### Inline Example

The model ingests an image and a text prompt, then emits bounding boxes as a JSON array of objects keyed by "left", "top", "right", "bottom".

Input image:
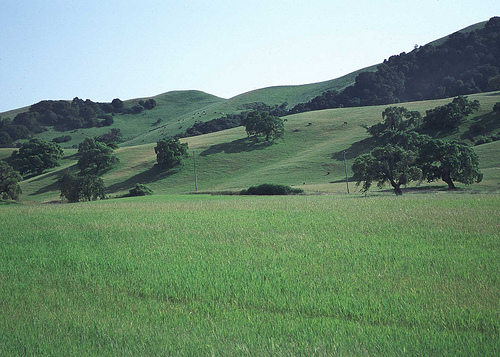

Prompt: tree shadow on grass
[
  {"left": 28, "top": 168, "right": 75, "bottom": 196},
  {"left": 331, "top": 137, "right": 376, "bottom": 161},
  {"left": 461, "top": 112, "right": 500, "bottom": 140},
  {"left": 199, "top": 137, "right": 273, "bottom": 156},
  {"left": 106, "top": 165, "right": 178, "bottom": 194}
]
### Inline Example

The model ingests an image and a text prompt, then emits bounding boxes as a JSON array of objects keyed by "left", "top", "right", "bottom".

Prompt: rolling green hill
[
  {"left": 6, "top": 91, "right": 499, "bottom": 203},
  {"left": 0, "top": 67, "right": 376, "bottom": 150}
]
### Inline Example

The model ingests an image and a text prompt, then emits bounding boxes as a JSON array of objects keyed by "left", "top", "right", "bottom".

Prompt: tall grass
[{"left": 1, "top": 194, "right": 498, "bottom": 355}]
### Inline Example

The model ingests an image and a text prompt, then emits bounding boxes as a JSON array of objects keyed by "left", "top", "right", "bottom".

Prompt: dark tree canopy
[
  {"left": 352, "top": 144, "right": 422, "bottom": 195},
  {"left": 355, "top": 102, "right": 484, "bottom": 193},
  {"left": 180, "top": 102, "right": 288, "bottom": 139},
  {"left": 242, "top": 111, "right": 284, "bottom": 142},
  {"left": 77, "top": 137, "right": 119, "bottom": 174},
  {"left": 418, "top": 139, "right": 483, "bottom": 189},
  {"left": 111, "top": 98, "right": 124, "bottom": 111},
  {"left": 368, "top": 106, "right": 422, "bottom": 143},
  {"left": 58, "top": 172, "right": 105, "bottom": 203},
  {"left": 290, "top": 16, "right": 500, "bottom": 114},
  {"left": 154, "top": 137, "right": 188, "bottom": 169},
  {"left": 95, "top": 129, "right": 123, "bottom": 149},
  {"left": 139, "top": 99, "right": 157, "bottom": 110},
  {"left": 127, "top": 184, "right": 153, "bottom": 197},
  {"left": 11, "top": 138, "right": 64, "bottom": 176},
  {"left": 423, "top": 96, "right": 480, "bottom": 130},
  {"left": 0, "top": 161, "right": 22, "bottom": 200}
]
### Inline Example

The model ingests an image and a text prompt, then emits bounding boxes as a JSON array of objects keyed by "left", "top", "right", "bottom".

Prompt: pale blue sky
[{"left": 1, "top": 0, "right": 499, "bottom": 112}]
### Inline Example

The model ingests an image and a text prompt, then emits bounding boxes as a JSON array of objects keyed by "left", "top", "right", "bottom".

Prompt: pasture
[
  {"left": 5, "top": 91, "right": 500, "bottom": 203},
  {"left": 1, "top": 194, "right": 498, "bottom": 355}
]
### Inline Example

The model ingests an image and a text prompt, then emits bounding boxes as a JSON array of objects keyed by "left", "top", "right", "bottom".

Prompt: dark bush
[
  {"left": 470, "top": 122, "right": 487, "bottom": 135},
  {"left": 100, "top": 115, "right": 114, "bottom": 127},
  {"left": 52, "top": 135, "right": 72, "bottom": 143},
  {"left": 127, "top": 184, "right": 153, "bottom": 197},
  {"left": 131, "top": 105, "right": 144, "bottom": 114},
  {"left": 475, "top": 137, "right": 492, "bottom": 145},
  {"left": 240, "top": 183, "right": 303, "bottom": 195}
]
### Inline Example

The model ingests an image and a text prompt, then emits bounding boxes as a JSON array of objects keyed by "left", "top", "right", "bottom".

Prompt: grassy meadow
[{"left": 0, "top": 194, "right": 499, "bottom": 355}]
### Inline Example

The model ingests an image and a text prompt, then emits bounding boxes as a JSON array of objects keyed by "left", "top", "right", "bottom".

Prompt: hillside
[
  {"left": 6, "top": 91, "right": 499, "bottom": 203},
  {"left": 0, "top": 66, "right": 377, "bottom": 150}
]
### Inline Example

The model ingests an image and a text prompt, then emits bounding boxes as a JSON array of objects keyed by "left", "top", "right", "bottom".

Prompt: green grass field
[{"left": 0, "top": 194, "right": 498, "bottom": 355}]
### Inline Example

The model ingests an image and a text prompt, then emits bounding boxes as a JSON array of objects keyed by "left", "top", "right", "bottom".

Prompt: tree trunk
[
  {"left": 394, "top": 185, "right": 403, "bottom": 195},
  {"left": 390, "top": 179, "right": 403, "bottom": 195},
  {"left": 442, "top": 173, "right": 456, "bottom": 190}
]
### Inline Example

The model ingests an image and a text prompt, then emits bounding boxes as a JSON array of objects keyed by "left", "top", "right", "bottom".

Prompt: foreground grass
[{"left": 0, "top": 194, "right": 498, "bottom": 355}]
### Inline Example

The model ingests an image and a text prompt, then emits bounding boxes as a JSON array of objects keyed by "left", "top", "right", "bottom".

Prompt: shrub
[
  {"left": 52, "top": 135, "right": 72, "bottom": 143},
  {"left": 127, "top": 184, "right": 153, "bottom": 197},
  {"left": 240, "top": 184, "right": 303, "bottom": 196},
  {"left": 100, "top": 115, "right": 114, "bottom": 126},
  {"left": 131, "top": 105, "right": 144, "bottom": 114},
  {"left": 470, "top": 122, "right": 486, "bottom": 135}
]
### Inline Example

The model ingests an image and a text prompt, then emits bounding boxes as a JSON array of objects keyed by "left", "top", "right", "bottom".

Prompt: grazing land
[
  {"left": 3, "top": 91, "right": 499, "bottom": 202},
  {"left": 0, "top": 194, "right": 499, "bottom": 355}
]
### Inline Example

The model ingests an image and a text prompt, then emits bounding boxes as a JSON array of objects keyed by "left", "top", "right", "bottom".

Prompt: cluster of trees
[
  {"left": 0, "top": 138, "right": 65, "bottom": 200},
  {"left": 56, "top": 135, "right": 120, "bottom": 202},
  {"left": 0, "top": 97, "right": 156, "bottom": 147},
  {"left": 180, "top": 102, "right": 288, "bottom": 138},
  {"left": 94, "top": 128, "right": 123, "bottom": 149},
  {"left": 58, "top": 173, "right": 106, "bottom": 203},
  {"left": 183, "top": 115, "right": 243, "bottom": 137},
  {"left": 237, "top": 102, "right": 289, "bottom": 117},
  {"left": 423, "top": 96, "right": 480, "bottom": 130},
  {"left": 0, "top": 133, "right": 122, "bottom": 202},
  {"left": 289, "top": 16, "right": 500, "bottom": 114},
  {"left": 352, "top": 100, "right": 483, "bottom": 195},
  {"left": 10, "top": 138, "right": 64, "bottom": 176}
]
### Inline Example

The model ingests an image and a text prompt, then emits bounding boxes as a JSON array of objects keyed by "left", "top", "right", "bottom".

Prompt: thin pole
[
  {"left": 193, "top": 151, "right": 198, "bottom": 192},
  {"left": 343, "top": 150, "right": 350, "bottom": 194}
]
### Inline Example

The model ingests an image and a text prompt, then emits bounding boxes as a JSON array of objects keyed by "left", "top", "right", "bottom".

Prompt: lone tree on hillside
[
  {"left": 11, "top": 138, "right": 64, "bottom": 176},
  {"left": 242, "top": 111, "right": 284, "bottom": 142},
  {"left": 58, "top": 172, "right": 106, "bottom": 203},
  {"left": 352, "top": 144, "right": 422, "bottom": 195},
  {"left": 154, "top": 137, "right": 188, "bottom": 169},
  {"left": 77, "top": 137, "right": 119, "bottom": 175},
  {"left": 0, "top": 161, "right": 22, "bottom": 200},
  {"left": 418, "top": 139, "right": 483, "bottom": 189}
]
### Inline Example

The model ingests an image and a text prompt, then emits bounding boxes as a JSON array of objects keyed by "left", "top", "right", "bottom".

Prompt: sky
[{"left": 1, "top": 0, "right": 499, "bottom": 113}]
